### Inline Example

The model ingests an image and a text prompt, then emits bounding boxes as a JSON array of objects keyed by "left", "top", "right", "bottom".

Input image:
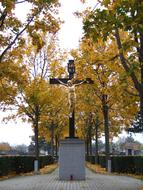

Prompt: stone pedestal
[{"left": 59, "top": 138, "right": 85, "bottom": 180}]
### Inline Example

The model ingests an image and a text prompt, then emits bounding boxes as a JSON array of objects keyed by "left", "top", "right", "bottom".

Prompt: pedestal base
[{"left": 59, "top": 138, "right": 85, "bottom": 180}]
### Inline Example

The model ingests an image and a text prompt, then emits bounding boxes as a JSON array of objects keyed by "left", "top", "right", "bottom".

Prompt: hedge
[
  {"left": 98, "top": 155, "right": 106, "bottom": 168},
  {"left": 111, "top": 156, "right": 135, "bottom": 173},
  {"left": 86, "top": 155, "right": 143, "bottom": 175},
  {"left": 0, "top": 155, "right": 54, "bottom": 176},
  {"left": 111, "top": 156, "right": 143, "bottom": 174}
]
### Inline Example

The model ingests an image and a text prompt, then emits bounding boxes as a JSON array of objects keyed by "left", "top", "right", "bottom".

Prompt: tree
[
  {"left": 13, "top": 144, "right": 28, "bottom": 154},
  {"left": 0, "top": 0, "right": 61, "bottom": 106},
  {"left": 28, "top": 136, "right": 50, "bottom": 155},
  {"left": 0, "top": 142, "right": 11, "bottom": 151},
  {"left": 4, "top": 34, "right": 66, "bottom": 171},
  {"left": 38, "top": 85, "right": 68, "bottom": 156},
  {"left": 83, "top": 0, "right": 143, "bottom": 133},
  {"left": 128, "top": 111, "right": 143, "bottom": 133},
  {"left": 71, "top": 37, "right": 138, "bottom": 170},
  {"left": 0, "top": 0, "right": 60, "bottom": 62}
]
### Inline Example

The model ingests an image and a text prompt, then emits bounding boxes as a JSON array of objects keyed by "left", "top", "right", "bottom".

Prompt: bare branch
[{"left": 0, "top": 10, "right": 7, "bottom": 28}]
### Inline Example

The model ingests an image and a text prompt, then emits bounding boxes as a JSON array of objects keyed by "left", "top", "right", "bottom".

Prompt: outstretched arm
[
  {"left": 57, "top": 79, "right": 68, "bottom": 87},
  {"left": 75, "top": 79, "right": 86, "bottom": 86},
  {"left": 75, "top": 78, "right": 94, "bottom": 86}
]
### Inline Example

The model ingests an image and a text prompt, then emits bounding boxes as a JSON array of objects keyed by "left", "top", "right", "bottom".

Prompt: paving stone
[{"left": 0, "top": 168, "right": 142, "bottom": 190}]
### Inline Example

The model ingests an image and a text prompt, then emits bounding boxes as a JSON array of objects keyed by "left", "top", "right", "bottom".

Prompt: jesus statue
[{"left": 57, "top": 78, "right": 85, "bottom": 117}]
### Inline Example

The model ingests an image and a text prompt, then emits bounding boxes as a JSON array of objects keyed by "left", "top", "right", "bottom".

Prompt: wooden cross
[{"left": 50, "top": 60, "right": 93, "bottom": 138}]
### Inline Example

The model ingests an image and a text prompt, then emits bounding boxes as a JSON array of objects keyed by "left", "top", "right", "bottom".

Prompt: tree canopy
[{"left": 83, "top": 0, "right": 143, "bottom": 131}]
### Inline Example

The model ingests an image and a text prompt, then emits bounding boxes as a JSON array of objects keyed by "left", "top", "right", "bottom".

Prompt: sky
[
  {"left": 0, "top": 0, "right": 143, "bottom": 146},
  {"left": 58, "top": 0, "right": 96, "bottom": 49}
]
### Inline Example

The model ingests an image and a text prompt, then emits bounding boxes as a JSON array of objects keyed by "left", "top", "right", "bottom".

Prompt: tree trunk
[
  {"left": 102, "top": 94, "right": 110, "bottom": 171},
  {"left": 89, "top": 134, "right": 92, "bottom": 155},
  {"left": 55, "top": 135, "right": 58, "bottom": 158},
  {"left": 51, "top": 122, "right": 54, "bottom": 157},
  {"left": 34, "top": 117, "right": 39, "bottom": 172},
  {"left": 115, "top": 27, "right": 143, "bottom": 131},
  {"left": 139, "top": 92, "right": 143, "bottom": 127},
  {"left": 34, "top": 121, "right": 39, "bottom": 161},
  {"left": 95, "top": 117, "right": 99, "bottom": 164},
  {"left": 86, "top": 138, "right": 89, "bottom": 156},
  {"left": 139, "top": 24, "right": 143, "bottom": 129},
  {"left": 115, "top": 27, "right": 140, "bottom": 91}
]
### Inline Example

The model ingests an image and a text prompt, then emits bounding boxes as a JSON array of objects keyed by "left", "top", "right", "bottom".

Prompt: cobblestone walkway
[{"left": 0, "top": 168, "right": 143, "bottom": 190}]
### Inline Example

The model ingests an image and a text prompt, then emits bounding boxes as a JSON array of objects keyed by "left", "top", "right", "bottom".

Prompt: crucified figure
[{"left": 57, "top": 78, "right": 85, "bottom": 117}]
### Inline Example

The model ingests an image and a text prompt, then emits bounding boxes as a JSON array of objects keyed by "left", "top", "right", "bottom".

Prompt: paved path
[{"left": 0, "top": 168, "right": 143, "bottom": 190}]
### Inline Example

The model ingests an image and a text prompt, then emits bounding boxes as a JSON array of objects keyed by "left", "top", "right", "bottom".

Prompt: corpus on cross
[{"left": 50, "top": 60, "right": 93, "bottom": 138}]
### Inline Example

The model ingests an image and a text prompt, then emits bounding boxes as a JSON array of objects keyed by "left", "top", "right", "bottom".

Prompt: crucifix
[{"left": 50, "top": 60, "right": 93, "bottom": 138}]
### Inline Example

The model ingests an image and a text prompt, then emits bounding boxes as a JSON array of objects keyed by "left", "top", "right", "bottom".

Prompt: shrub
[
  {"left": 0, "top": 155, "right": 54, "bottom": 176},
  {"left": 98, "top": 155, "right": 106, "bottom": 168},
  {"left": 86, "top": 155, "right": 143, "bottom": 175},
  {"left": 134, "top": 156, "right": 143, "bottom": 175},
  {"left": 111, "top": 156, "right": 135, "bottom": 173}
]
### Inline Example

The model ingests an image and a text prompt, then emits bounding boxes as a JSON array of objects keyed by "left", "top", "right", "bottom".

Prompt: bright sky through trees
[{"left": 58, "top": 0, "right": 96, "bottom": 49}]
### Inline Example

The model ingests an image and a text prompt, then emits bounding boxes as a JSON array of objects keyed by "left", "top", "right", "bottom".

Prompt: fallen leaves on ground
[
  {"left": 86, "top": 162, "right": 107, "bottom": 174},
  {"left": 0, "top": 163, "right": 58, "bottom": 180},
  {"left": 86, "top": 162, "right": 143, "bottom": 181},
  {"left": 39, "top": 163, "right": 58, "bottom": 174}
]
